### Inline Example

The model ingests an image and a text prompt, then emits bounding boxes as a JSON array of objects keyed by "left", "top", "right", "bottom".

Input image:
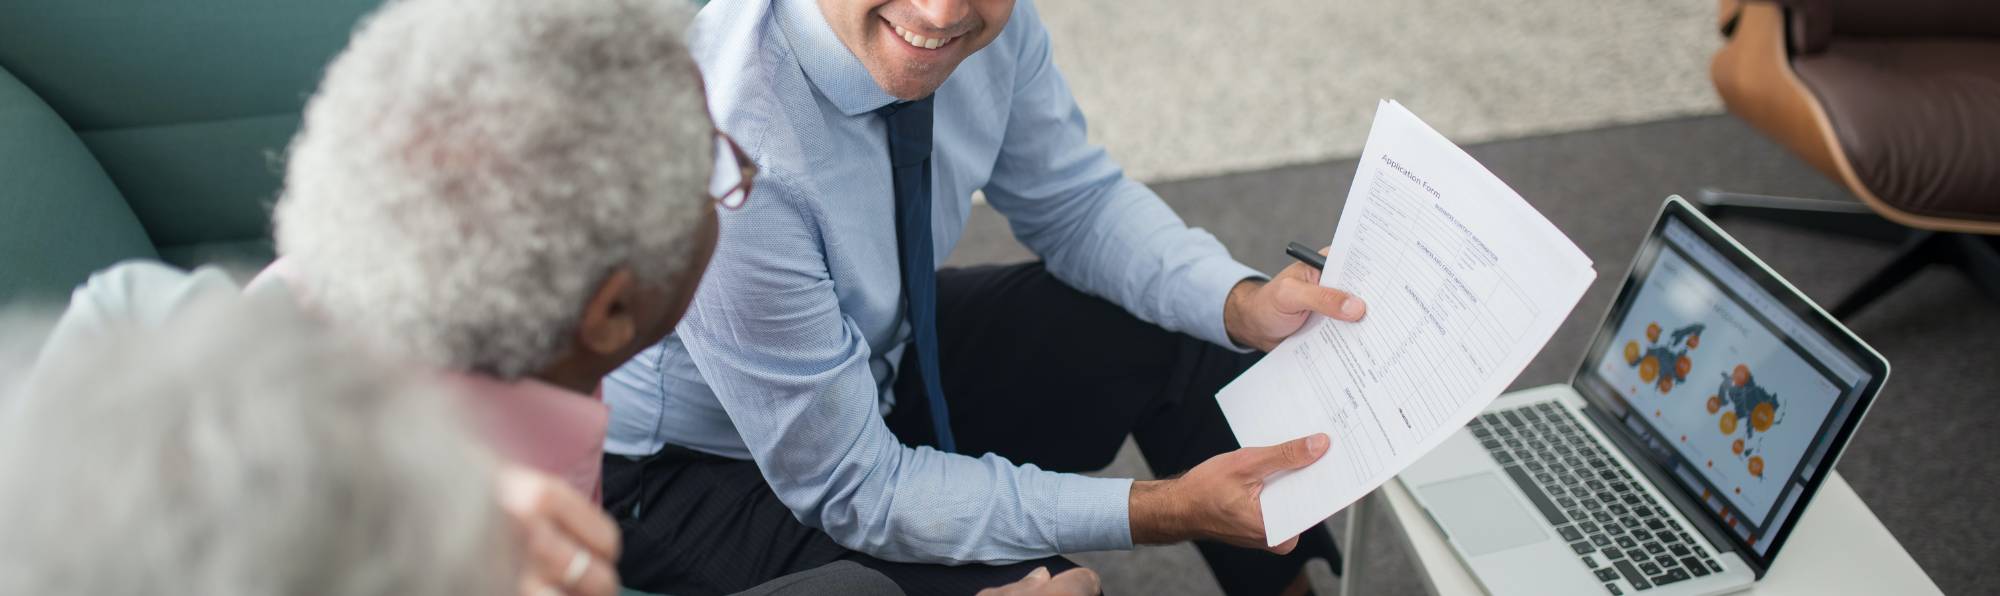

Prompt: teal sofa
[{"left": 0, "top": 1, "right": 381, "bottom": 304}]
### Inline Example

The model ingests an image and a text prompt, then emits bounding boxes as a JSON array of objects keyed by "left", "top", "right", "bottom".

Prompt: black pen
[{"left": 1286, "top": 241, "right": 1325, "bottom": 271}]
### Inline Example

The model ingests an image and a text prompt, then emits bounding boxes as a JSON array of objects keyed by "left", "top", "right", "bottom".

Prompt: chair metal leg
[
  {"left": 1832, "top": 231, "right": 1943, "bottom": 319},
  {"left": 1944, "top": 234, "right": 2000, "bottom": 305},
  {"left": 1695, "top": 188, "right": 1911, "bottom": 243},
  {"left": 1697, "top": 188, "right": 2000, "bottom": 318},
  {"left": 1828, "top": 231, "right": 2000, "bottom": 319}
]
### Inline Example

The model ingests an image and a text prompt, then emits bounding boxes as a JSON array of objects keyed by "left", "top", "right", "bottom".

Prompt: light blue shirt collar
[{"left": 774, "top": 0, "right": 898, "bottom": 116}]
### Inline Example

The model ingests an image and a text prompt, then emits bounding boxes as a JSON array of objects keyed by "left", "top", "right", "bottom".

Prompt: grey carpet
[
  {"left": 1039, "top": 0, "right": 1722, "bottom": 182},
  {"left": 947, "top": 114, "right": 1999, "bottom": 595}
]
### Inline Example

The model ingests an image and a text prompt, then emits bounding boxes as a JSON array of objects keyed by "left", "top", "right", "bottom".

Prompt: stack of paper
[{"left": 1219, "top": 100, "right": 1596, "bottom": 546}]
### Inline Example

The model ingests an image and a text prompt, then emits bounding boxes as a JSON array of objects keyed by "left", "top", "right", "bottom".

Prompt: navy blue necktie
[{"left": 879, "top": 96, "right": 956, "bottom": 453}]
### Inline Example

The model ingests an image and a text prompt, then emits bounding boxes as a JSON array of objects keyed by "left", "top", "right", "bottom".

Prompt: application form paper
[{"left": 1218, "top": 101, "right": 1595, "bottom": 545}]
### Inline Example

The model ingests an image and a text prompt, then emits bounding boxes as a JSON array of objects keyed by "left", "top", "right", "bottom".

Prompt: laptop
[{"left": 1399, "top": 196, "right": 1890, "bottom": 596}]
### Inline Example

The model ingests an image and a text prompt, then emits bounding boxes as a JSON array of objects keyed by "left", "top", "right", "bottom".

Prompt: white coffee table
[{"left": 1341, "top": 471, "right": 1939, "bottom": 595}]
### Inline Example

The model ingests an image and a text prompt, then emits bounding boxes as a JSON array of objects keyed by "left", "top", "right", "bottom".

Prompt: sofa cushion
[
  {"left": 0, "top": 0, "right": 382, "bottom": 266},
  {"left": 0, "top": 65, "right": 157, "bottom": 304}
]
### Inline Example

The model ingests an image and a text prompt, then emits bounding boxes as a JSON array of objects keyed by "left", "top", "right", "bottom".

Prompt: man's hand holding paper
[
  {"left": 1224, "top": 245, "right": 1369, "bottom": 352},
  {"left": 1220, "top": 100, "right": 1597, "bottom": 546}
]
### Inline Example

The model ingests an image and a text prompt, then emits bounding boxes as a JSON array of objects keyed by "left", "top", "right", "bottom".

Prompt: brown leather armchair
[{"left": 1701, "top": 0, "right": 2000, "bottom": 319}]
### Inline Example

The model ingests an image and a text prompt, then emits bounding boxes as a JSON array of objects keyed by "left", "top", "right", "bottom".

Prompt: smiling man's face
[{"left": 817, "top": 0, "right": 1015, "bottom": 100}]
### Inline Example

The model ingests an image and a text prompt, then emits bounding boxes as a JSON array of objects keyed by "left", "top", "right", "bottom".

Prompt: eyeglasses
[
  {"left": 711, "top": 130, "right": 756, "bottom": 209},
  {"left": 694, "top": 61, "right": 754, "bottom": 210}
]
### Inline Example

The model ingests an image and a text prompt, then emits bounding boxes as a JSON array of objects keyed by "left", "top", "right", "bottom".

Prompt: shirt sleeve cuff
[
  {"left": 1054, "top": 474, "right": 1135, "bottom": 552},
  {"left": 1181, "top": 257, "right": 1267, "bottom": 353}
]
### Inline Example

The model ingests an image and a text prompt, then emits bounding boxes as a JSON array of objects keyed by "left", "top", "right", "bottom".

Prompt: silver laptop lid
[{"left": 1568, "top": 197, "right": 1890, "bottom": 574}]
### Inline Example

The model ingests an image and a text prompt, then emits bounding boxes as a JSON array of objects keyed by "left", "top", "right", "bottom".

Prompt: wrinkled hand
[
  {"left": 975, "top": 566, "right": 1102, "bottom": 596},
  {"left": 1223, "top": 246, "right": 1366, "bottom": 352},
  {"left": 498, "top": 467, "right": 622, "bottom": 596},
  {"left": 1132, "top": 433, "right": 1330, "bottom": 553}
]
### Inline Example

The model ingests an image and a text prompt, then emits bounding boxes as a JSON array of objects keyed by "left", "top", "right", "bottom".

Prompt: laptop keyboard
[{"left": 1467, "top": 402, "right": 1725, "bottom": 594}]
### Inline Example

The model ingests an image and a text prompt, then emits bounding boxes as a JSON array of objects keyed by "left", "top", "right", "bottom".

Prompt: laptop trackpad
[{"left": 1419, "top": 472, "right": 1548, "bottom": 556}]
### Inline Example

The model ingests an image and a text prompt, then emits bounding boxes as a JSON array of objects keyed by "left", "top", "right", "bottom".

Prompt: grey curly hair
[
  {"left": 274, "top": 0, "right": 713, "bottom": 379},
  {"left": 0, "top": 294, "right": 514, "bottom": 596}
]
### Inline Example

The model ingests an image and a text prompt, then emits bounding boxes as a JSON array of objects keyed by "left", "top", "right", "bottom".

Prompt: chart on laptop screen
[{"left": 1591, "top": 242, "right": 1841, "bottom": 527}]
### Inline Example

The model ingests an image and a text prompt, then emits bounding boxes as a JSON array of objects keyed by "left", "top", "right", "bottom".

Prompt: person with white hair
[
  {"left": 16, "top": 261, "right": 630, "bottom": 596},
  {"left": 259, "top": 0, "right": 721, "bottom": 593},
  {"left": 0, "top": 286, "right": 520, "bottom": 596},
  {"left": 0, "top": 270, "right": 910, "bottom": 596},
  {"left": 269, "top": 0, "right": 723, "bottom": 500}
]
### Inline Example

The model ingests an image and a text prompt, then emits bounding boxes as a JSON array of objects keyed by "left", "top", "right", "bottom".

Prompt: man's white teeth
[{"left": 892, "top": 24, "right": 951, "bottom": 50}]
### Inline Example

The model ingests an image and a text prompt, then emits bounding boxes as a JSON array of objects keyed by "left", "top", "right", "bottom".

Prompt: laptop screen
[{"left": 1574, "top": 199, "right": 1887, "bottom": 568}]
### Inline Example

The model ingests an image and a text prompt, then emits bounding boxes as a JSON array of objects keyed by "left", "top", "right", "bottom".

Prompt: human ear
[{"left": 575, "top": 267, "right": 638, "bottom": 357}]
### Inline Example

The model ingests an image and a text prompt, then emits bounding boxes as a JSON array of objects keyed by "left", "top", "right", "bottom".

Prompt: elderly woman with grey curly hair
[
  {"left": 255, "top": 0, "right": 729, "bottom": 593},
  {"left": 268, "top": 0, "right": 723, "bottom": 490}
]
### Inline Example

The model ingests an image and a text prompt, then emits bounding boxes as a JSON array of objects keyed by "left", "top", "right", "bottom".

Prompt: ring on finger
[{"left": 561, "top": 549, "right": 591, "bottom": 589}]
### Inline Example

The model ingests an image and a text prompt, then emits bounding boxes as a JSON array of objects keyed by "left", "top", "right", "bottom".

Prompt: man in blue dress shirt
[{"left": 601, "top": 0, "right": 1370, "bottom": 594}]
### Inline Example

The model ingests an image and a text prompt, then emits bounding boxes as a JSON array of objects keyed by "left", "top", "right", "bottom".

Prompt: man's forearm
[{"left": 1128, "top": 479, "right": 1188, "bottom": 544}]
